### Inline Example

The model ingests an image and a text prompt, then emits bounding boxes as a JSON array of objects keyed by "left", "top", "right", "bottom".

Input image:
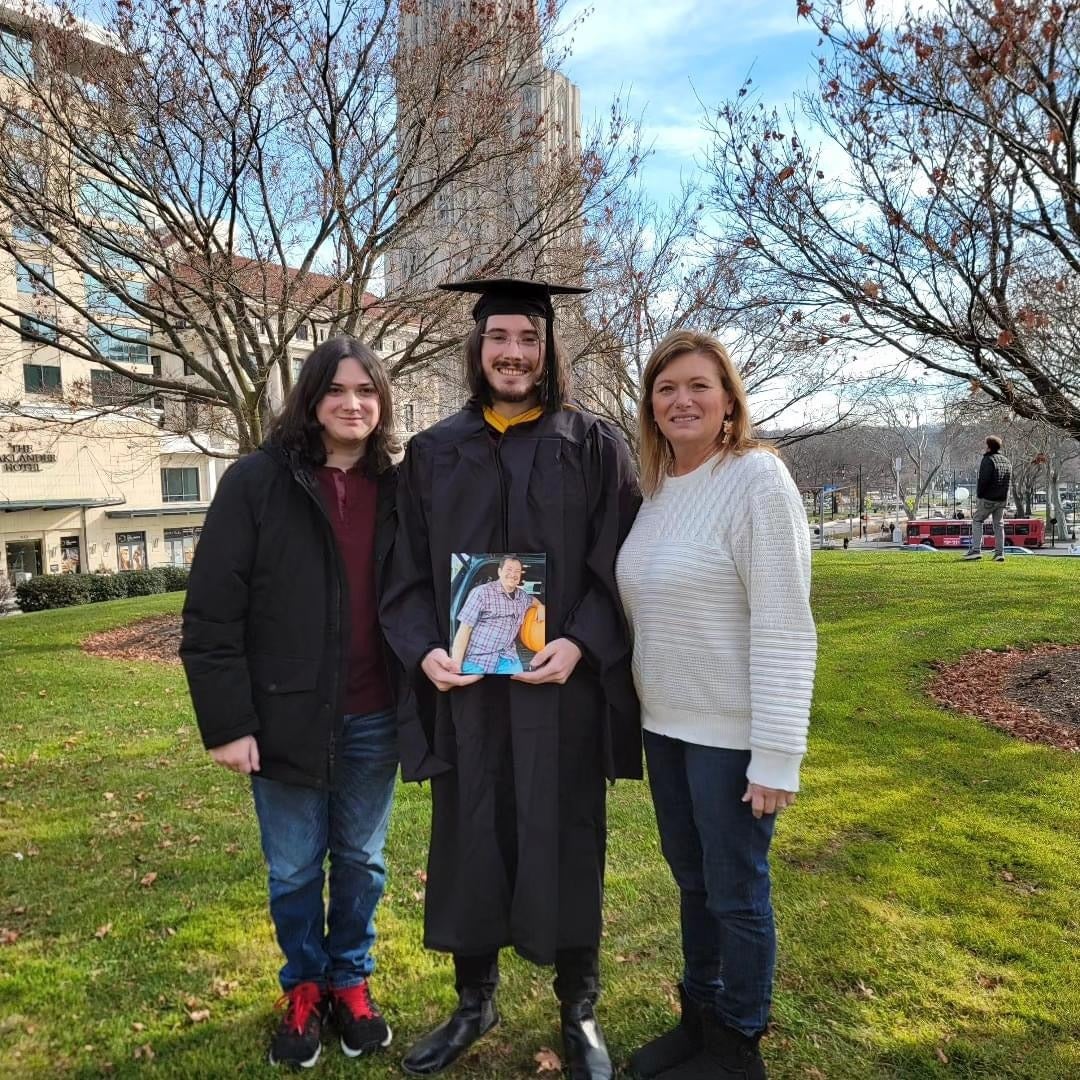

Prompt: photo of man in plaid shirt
[{"left": 451, "top": 555, "right": 540, "bottom": 674}]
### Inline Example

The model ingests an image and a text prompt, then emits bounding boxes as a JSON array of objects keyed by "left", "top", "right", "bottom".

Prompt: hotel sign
[{"left": 2, "top": 443, "right": 58, "bottom": 473}]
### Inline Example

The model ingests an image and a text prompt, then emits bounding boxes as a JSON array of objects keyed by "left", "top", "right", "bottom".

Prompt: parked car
[
  {"left": 898, "top": 543, "right": 942, "bottom": 553},
  {"left": 1002, "top": 545, "right": 1034, "bottom": 556}
]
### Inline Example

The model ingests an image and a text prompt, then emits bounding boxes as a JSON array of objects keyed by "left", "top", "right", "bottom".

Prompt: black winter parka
[{"left": 180, "top": 442, "right": 397, "bottom": 789}]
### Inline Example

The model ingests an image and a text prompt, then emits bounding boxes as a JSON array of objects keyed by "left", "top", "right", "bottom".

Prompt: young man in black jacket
[
  {"left": 181, "top": 337, "right": 400, "bottom": 1068},
  {"left": 964, "top": 435, "right": 1013, "bottom": 562}
]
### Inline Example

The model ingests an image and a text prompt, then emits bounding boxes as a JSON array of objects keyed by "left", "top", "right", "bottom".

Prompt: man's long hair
[
  {"left": 268, "top": 336, "right": 400, "bottom": 473},
  {"left": 463, "top": 315, "right": 571, "bottom": 410}
]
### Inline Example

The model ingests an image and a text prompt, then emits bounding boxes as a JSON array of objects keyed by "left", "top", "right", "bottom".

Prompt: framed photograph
[{"left": 449, "top": 553, "right": 547, "bottom": 675}]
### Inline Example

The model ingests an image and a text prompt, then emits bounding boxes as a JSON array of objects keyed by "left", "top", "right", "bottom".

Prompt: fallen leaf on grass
[
  {"left": 103, "top": 792, "right": 116, "bottom": 801},
  {"left": 935, "top": 1047, "right": 949, "bottom": 1064},
  {"left": 212, "top": 978, "right": 238, "bottom": 998},
  {"left": 535, "top": 1047, "right": 562, "bottom": 1072},
  {"left": 139, "top": 872, "right": 158, "bottom": 888},
  {"left": 187, "top": 1009, "right": 210, "bottom": 1023},
  {"left": 94, "top": 923, "right": 112, "bottom": 939},
  {"left": 1, "top": 928, "right": 20, "bottom": 944},
  {"left": 133, "top": 1043, "right": 154, "bottom": 1061},
  {"left": 854, "top": 979, "right": 875, "bottom": 999},
  {"left": 132, "top": 1022, "right": 145, "bottom": 1032}
]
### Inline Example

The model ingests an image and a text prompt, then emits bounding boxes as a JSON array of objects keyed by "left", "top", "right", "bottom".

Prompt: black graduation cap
[{"left": 439, "top": 277, "right": 590, "bottom": 323}]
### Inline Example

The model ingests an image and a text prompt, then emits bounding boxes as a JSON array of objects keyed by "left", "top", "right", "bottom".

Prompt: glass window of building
[
  {"left": 60, "top": 536, "right": 82, "bottom": 573},
  {"left": 84, "top": 273, "right": 147, "bottom": 316},
  {"left": 164, "top": 526, "right": 202, "bottom": 566},
  {"left": 22, "top": 363, "right": 61, "bottom": 394},
  {"left": 0, "top": 28, "right": 32, "bottom": 78},
  {"left": 90, "top": 369, "right": 144, "bottom": 406},
  {"left": 16, "top": 262, "right": 53, "bottom": 294},
  {"left": 88, "top": 323, "right": 150, "bottom": 365},
  {"left": 115, "top": 532, "right": 146, "bottom": 571},
  {"left": 161, "top": 467, "right": 200, "bottom": 503},
  {"left": 19, "top": 315, "right": 58, "bottom": 343}
]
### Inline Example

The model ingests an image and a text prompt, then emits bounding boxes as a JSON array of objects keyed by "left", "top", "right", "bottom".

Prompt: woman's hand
[
  {"left": 742, "top": 783, "right": 796, "bottom": 819},
  {"left": 209, "top": 735, "right": 261, "bottom": 774}
]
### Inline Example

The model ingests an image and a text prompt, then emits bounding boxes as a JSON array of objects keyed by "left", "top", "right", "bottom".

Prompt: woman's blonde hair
[{"left": 638, "top": 329, "right": 772, "bottom": 496}]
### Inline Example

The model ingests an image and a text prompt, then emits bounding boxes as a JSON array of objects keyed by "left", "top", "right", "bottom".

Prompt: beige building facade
[{"left": 0, "top": 413, "right": 215, "bottom": 579}]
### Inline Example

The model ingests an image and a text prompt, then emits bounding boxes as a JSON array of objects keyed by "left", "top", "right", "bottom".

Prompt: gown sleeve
[
  {"left": 379, "top": 437, "right": 453, "bottom": 781},
  {"left": 562, "top": 419, "right": 641, "bottom": 673}
]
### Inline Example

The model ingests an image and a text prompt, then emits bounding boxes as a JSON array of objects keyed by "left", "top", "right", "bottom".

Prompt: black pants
[{"left": 454, "top": 946, "right": 600, "bottom": 1004}]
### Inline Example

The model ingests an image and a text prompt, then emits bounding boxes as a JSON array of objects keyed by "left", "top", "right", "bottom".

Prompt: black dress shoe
[
  {"left": 561, "top": 1001, "right": 613, "bottom": 1080},
  {"left": 401, "top": 988, "right": 499, "bottom": 1076}
]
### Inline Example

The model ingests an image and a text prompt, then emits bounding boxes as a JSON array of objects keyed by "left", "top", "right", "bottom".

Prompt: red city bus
[{"left": 905, "top": 517, "right": 1045, "bottom": 549}]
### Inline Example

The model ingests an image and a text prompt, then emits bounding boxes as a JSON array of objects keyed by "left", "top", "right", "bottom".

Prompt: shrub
[
  {"left": 16, "top": 574, "right": 93, "bottom": 612},
  {"left": 16, "top": 566, "right": 189, "bottom": 611},
  {"left": 157, "top": 565, "right": 190, "bottom": 591},
  {"left": 84, "top": 573, "right": 130, "bottom": 602},
  {"left": 116, "top": 570, "right": 165, "bottom": 596}
]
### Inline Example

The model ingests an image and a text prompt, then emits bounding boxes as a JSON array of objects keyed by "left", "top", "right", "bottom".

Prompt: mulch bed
[
  {"left": 82, "top": 615, "right": 183, "bottom": 665},
  {"left": 928, "top": 644, "right": 1080, "bottom": 752}
]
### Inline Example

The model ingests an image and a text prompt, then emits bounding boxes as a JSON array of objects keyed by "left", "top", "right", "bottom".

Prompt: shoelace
[
  {"left": 275, "top": 982, "right": 324, "bottom": 1035},
  {"left": 331, "top": 982, "right": 375, "bottom": 1020}
]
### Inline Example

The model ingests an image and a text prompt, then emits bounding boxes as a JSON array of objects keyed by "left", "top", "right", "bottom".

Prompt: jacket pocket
[{"left": 249, "top": 654, "right": 319, "bottom": 694}]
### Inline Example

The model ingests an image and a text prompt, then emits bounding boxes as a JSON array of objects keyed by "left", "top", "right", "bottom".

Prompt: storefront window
[
  {"left": 60, "top": 536, "right": 81, "bottom": 573},
  {"left": 5, "top": 539, "right": 42, "bottom": 581},
  {"left": 115, "top": 531, "right": 146, "bottom": 571},
  {"left": 164, "top": 527, "right": 201, "bottom": 566}
]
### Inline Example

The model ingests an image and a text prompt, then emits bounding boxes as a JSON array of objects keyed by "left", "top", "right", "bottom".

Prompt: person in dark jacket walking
[
  {"left": 180, "top": 337, "right": 401, "bottom": 1068},
  {"left": 963, "top": 435, "right": 1013, "bottom": 561}
]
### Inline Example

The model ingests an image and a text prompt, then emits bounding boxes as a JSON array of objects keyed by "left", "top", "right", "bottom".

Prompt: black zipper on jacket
[{"left": 294, "top": 465, "right": 347, "bottom": 787}]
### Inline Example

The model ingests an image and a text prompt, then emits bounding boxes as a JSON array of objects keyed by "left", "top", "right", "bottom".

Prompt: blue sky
[{"left": 558, "top": 0, "right": 825, "bottom": 203}]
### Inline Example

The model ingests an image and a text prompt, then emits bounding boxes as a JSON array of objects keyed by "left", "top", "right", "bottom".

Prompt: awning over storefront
[
  {"left": 105, "top": 505, "right": 210, "bottom": 518},
  {"left": 2, "top": 498, "right": 125, "bottom": 513}
]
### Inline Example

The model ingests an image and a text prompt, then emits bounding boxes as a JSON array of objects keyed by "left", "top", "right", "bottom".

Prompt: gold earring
[{"left": 721, "top": 418, "right": 733, "bottom": 445}]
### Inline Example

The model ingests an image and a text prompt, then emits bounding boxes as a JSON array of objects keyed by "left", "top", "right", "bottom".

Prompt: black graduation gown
[{"left": 380, "top": 403, "right": 642, "bottom": 965}]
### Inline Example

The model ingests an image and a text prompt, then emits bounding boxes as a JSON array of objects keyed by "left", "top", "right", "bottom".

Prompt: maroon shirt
[{"left": 315, "top": 463, "right": 391, "bottom": 716}]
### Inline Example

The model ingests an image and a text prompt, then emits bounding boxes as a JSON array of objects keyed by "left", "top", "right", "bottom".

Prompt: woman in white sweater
[{"left": 616, "top": 330, "right": 816, "bottom": 1080}]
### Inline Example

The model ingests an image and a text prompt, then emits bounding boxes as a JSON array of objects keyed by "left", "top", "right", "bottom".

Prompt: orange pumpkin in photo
[{"left": 519, "top": 602, "right": 546, "bottom": 654}]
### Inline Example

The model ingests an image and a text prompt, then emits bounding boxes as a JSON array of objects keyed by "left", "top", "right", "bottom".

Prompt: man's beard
[{"left": 490, "top": 383, "right": 537, "bottom": 404}]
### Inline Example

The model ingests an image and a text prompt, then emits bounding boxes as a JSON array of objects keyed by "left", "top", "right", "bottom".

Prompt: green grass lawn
[{"left": 1, "top": 553, "right": 1078, "bottom": 1078}]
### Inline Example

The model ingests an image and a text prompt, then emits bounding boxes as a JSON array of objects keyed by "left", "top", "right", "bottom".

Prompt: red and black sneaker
[
  {"left": 270, "top": 981, "right": 327, "bottom": 1068},
  {"left": 330, "top": 980, "right": 392, "bottom": 1058}
]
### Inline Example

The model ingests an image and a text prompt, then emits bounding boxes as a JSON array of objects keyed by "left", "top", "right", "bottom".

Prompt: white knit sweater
[{"left": 615, "top": 449, "right": 817, "bottom": 791}]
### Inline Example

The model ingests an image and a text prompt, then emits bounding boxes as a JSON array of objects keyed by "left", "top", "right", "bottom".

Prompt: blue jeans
[
  {"left": 644, "top": 730, "right": 777, "bottom": 1036},
  {"left": 461, "top": 655, "right": 523, "bottom": 675},
  {"left": 251, "top": 709, "right": 398, "bottom": 991}
]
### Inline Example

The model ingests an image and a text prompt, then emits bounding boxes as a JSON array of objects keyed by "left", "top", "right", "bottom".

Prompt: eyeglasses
[{"left": 480, "top": 331, "right": 542, "bottom": 352}]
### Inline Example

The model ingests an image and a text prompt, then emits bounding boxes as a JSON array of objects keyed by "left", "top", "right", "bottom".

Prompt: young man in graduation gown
[{"left": 381, "top": 279, "right": 641, "bottom": 1079}]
